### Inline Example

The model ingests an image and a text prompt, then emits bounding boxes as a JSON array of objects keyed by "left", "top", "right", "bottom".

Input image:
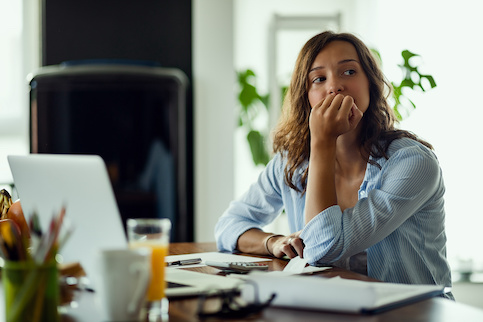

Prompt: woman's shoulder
[
  {"left": 378, "top": 138, "right": 439, "bottom": 167},
  {"left": 273, "top": 151, "right": 308, "bottom": 171},
  {"left": 265, "top": 151, "right": 307, "bottom": 190},
  {"left": 266, "top": 151, "right": 303, "bottom": 174},
  {"left": 386, "top": 137, "right": 435, "bottom": 159},
  {"left": 379, "top": 138, "right": 443, "bottom": 192},
  {"left": 262, "top": 152, "right": 287, "bottom": 179}
]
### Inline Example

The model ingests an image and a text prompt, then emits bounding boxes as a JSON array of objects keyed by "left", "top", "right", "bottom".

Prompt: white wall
[
  {"left": 0, "top": 0, "right": 37, "bottom": 185},
  {"left": 193, "top": 0, "right": 236, "bottom": 242}
]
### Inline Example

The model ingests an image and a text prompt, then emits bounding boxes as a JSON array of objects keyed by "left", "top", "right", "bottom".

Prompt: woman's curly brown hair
[{"left": 272, "top": 31, "right": 432, "bottom": 193}]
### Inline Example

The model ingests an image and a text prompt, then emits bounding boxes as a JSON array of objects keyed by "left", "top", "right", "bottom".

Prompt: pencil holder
[{"left": 2, "top": 260, "right": 60, "bottom": 322}]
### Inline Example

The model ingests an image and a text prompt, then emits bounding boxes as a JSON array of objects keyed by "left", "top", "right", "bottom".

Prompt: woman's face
[{"left": 307, "top": 40, "right": 370, "bottom": 114}]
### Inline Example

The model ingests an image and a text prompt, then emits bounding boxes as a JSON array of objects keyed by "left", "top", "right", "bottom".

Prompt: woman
[{"left": 215, "top": 31, "right": 452, "bottom": 292}]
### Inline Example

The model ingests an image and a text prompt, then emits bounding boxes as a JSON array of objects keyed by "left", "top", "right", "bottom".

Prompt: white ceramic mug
[{"left": 95, "top": 248, "right": 151, "bottom": 321}]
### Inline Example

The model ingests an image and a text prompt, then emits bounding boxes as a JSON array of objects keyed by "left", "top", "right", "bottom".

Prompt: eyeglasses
[{"left": 197, "top": 281, "right": 276, "bottom": 319}]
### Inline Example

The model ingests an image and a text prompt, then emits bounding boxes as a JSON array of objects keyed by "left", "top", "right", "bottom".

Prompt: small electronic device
[{"left": 205, "top": 261, "right": 269, "bottom": 273}]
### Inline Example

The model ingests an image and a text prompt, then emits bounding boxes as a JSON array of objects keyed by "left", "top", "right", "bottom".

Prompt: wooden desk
[
  {"left": 55, "top": 242, "right": 483, "bottom": 322},
  {"left": 167, "top": 243, "right": 483, "bottom": 322}
]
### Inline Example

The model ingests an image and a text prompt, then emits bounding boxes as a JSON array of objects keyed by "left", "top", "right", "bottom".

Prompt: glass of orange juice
[{"left": 127, "top": 218, "right": 171, "bottom": 320}]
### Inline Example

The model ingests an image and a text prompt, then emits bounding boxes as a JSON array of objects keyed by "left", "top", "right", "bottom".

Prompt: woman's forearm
[
  {"left": 304, "top": 140, "right": 338, "bottom": 224},
  {"left": 237, "top": 228, "right": 303, "bottom": 258},
  {"left": 236, "top": 228, "right": 277, "bottom": 255}
]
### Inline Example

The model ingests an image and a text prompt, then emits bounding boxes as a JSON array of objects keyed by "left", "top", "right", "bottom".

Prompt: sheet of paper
[
  {"left": 165, "top": 252, "right": 271, "bottom": 268},
  {"left": 283, "top": 256, "right": 308, "bottom": 273}
]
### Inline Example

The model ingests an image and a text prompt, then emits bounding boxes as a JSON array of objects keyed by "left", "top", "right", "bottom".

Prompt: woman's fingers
[
  {"left": 282, "top": 236, "right": 304, "bottom": 259},
  {"left": 290, "top": 237, "right": 304, "bottom": 258},
  {"left": 281, "top": 243, "right": 298, "bottom": 258},
  {"left": 272, "top": 235, "right": 304, "bottom": 259},
  {"left": 339, "top": 95, "right": 354, "bottom": 115},
  {"left": 349, "top": 103, "right": 363, "bottom": 128},
  {"left": 323, "top": 94, "right": 343, "bottom": 114},
  {"left": 313, "top": 93, "right": 337, "bottom": 111},
  {"left": 311, "top": 94, "right": 363, "bottom": 138},
  {"left": 313, "top": 94, "right": 349, "bottom": 117}
]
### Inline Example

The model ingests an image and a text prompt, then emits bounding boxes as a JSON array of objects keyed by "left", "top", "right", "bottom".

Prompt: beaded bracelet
[{"left": 264, "top": 234, "right": 284, "bottom": 256}]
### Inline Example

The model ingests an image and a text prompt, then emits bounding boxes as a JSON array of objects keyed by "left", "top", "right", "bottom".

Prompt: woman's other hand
[{"left": 268, "top": 231, "right": 304, "bottom": 259}]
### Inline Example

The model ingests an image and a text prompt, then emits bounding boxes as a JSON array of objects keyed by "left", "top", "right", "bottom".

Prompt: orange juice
[{"left": 130, "top": 242, "right": 168, "bottom": 300}]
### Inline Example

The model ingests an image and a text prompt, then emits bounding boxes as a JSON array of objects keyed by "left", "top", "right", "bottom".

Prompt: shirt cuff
[
  {"left": 216, "top": 221, "right": 261, "bottom": 253},
  {"left": 300, "top": 205, "right": 343, "bottom": 264}
]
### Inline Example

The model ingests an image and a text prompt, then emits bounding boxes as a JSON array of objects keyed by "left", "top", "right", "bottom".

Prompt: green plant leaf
[
  {"left": 239, "top": 84, "right": 259, "bottom": 109},
  {"left": 408, "top": 98, "right": 416, "bottom": 108},
  {"left": 400, "top": 78, "right": 416, "bottom": 89},
  {"left": 401, "top": 50, "right": 418, "bottom": 63},
  {"left": 260, "top": 94, "right": 270, "bottom": 110},
  {"left": 421, "top": 74, "right": 437, "bottom": 88},
  {"left": 393, "top": 105, "right": 403, "bottom": 121},
  {"left": 389, "top": 50, "right": 437, "bottom": 120},
  {"left": 280, "top": 86, "right": 288, "bottom": 102},
  {"left": 237, "top": 69, "right": 255, "bottom": 85},
  {"left": 247, "top": 130, "right": 270, "bottom": 166},
  {"left": 236, "top": 69, "right": 272, "bottom": 166}
]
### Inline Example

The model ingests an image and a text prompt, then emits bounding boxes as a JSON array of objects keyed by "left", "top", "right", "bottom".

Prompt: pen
[{"left": 167, "top": 257, "right": 202, "bottom": 266}]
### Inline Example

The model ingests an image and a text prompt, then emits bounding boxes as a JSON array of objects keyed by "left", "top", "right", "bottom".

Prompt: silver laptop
[
  {"left": 8, "top": 153, "right": 240, "bottom": 297},
  {"left": 7, "top": 154, "right": 127, "bottom": 286}
]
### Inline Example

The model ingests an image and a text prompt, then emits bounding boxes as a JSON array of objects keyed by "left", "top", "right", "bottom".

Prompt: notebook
[
  {"left": 7, "top": 153, "right": 240, "bottom": 297},
  {"left": 165, "top": 268, "right": 241, "bottom": 297},
  {"left": 242, "top": 273, "right": 446, "bottom": 314}
]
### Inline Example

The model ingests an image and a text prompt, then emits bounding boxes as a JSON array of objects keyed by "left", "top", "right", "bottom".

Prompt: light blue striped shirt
[{"left": 215, "top": 138, "right": 452, "bottom": 291}]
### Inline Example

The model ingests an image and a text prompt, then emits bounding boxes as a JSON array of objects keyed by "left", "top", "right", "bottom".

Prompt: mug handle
[{"left": 127, "top": 261, "right": 151, "bottom": 314}]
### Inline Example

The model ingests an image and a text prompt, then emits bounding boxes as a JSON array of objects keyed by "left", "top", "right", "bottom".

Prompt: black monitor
[{"left": 28, "top": 62, "right": 192, "bottom": 241}]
